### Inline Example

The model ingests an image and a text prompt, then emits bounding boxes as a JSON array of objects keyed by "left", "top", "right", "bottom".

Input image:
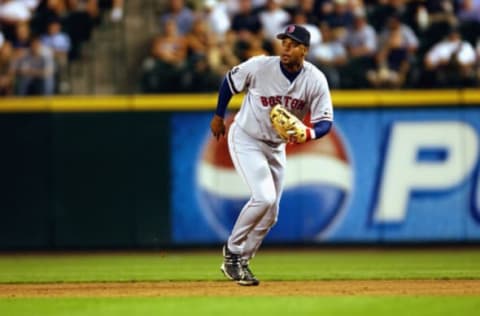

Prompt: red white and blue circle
[{"left": 195, "top": 113, "right": 352, "bottom": 242}]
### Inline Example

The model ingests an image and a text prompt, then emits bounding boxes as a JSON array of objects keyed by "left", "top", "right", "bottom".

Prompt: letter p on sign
[{"left": 373, "top": 121, "right": 479, "bottom": 223}]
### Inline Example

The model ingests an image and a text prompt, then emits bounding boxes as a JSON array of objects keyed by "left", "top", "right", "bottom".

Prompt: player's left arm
[{"left": 306, "top": 70, "right": 334, "bottom": 141}]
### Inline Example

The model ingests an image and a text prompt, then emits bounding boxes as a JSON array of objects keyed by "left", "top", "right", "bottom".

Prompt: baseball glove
[{"left": 270, "top": 104, "right": 309, "bottom": 143}]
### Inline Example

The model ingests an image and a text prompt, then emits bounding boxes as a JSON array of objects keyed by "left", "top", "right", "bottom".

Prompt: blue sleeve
[
  {"left": 215, "top": 77, "right": 233, "bottom": 118},
  {"left": 312, "top": 120, "right": 332, "bottom": 139}
]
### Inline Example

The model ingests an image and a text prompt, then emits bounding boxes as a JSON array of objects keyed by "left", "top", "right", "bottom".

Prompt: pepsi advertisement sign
[{"left": 171, "top": 107, "right": 480, "bottom": 243}]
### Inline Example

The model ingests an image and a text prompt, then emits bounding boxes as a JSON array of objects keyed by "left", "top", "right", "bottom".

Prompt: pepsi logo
[{"left": 196, "top": 114, "right": 352, "bottom": 241}]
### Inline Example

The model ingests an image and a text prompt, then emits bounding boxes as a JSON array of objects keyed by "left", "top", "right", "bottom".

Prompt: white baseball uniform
[{"left": 225, "top": 55, "right": 333, "bottom": 260}]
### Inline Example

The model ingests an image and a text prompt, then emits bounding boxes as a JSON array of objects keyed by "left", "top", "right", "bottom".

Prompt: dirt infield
[{"left": 1, "top": 280, "right": 480, "bottom": 297}]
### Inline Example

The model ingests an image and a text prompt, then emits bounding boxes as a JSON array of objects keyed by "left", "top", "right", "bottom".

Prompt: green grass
[
  {"left": 0, "top": 297, "right": 479, "bottom": 316},
  {"left": 1, "top": 249, "right": 479, "bottom": 316},
  {"left": 0, "top": 249, "right": 479, "bottom": 283}
]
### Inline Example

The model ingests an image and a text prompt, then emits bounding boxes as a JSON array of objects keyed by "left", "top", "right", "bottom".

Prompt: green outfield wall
[
  {"left": 0, "top": 90, "right": 479, "bottom": 249},
  {"left": 0, "top": 111, "right": 170, "bottom": 249}
]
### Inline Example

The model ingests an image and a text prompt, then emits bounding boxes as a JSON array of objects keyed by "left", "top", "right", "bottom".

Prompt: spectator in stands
[
  {"left": 214, "top": 29, "right": 240, "bottom": 74},
  {"left": 457, "top": 0, "right": 480, "bottom": 24},
  {"left": 259, "top": 0, "right": 290, "bottom": 44},
  {"left": 310, "top": 22, "right": 347, "bottom": 88},
  {"left": 0, "top": 0, "right": 110, "bottom": 95},
  {"left": 367, "top": 24, "right": 410, "bottom": 88},
  {"left": 0, "top": 0, "right": 33, "bottom": 41},
  {"left": 183, "top": 16, "right": 222, "bottom": 90},
  {"left": 385, "top": 0, "right": 409, "bottom": 18},
  {"left": 419, "top": 0, "right": 458, "bottom": 52},
  {"left": 0, "top": 1, "right": 33, "bottom": 23},
  {"left": 426, "top": 0, "right": 457, "bottom": 26},
  {"left": 185, "top": 16, "right": 213, "bottom": 60},
  {"left": 344, "top": 9, "right": 377, "bottom": 59},
  {"left": 342, "top": 8, "right": 377, "bottom": 88},
  {"left": 98, "top": 0, "right": 123, "bottom": 23},
  {"left": 231, "top": 0, "right": 263, "bottom": 36},
  {"left": 140, "top": 18, "right": 187, "bottom": 93},
  {"left": 457, "top": 0, "right": 480, "bottom": 46},
  {"left": 159, "top": 0, "right": 194, "bottom": 36},
  {"left": 200, "top": 1, "right": 239, "bottom": 75},
  {"left": 18, "top": 0, "right": 41, "bottom": 11},
  {"left": 230, "top": 0, "right": 264, "bottom": 61},
  {"left": 349, "top": 0, "right": 367, "bottom": 12},
  {"left": 324, "top": 0, "right": 354, "bottom": 42},
  {"left": 12, "top": 21, "right": 31, "bottom": 55},
  {"left": 423, "top": 26, "right": 477, "bottom": 87},
  {"left": 225, "top": 0, "right": 266, "bottom": 15},
  {"left": 203, "top": 0, "right": 231, "bottom": 40},
  {"left": 41, "top": 17, "right": 71, "bottom": 92},
  {"left": 286, "top": 0, "right": 320, "bottom": 25},
  {"left": 411, "top": 2, "right": 430, "bottom": 34},
  {"left": 252, "top": 0, "right": 267, "bottom": 10},
  {"left": 14, "top": 35, "right": 55, "bottom": 95},
  {"left": 41, "top": 17, "right": 71, "bottom": 65},
  {"left": 378, "top": 13, "right": 418, "bottom": 54},
  {"left": 55, "top": 0, "right": 98, "bottom": 60},
  {"left": 243, "top": 31, "right": 269, "bottom": 58},
  {"left": 6, "top": 0, "right": 41, "bottom": 22},
  {"left": 67, "top": 1, "right": 99, "bottom": 36},
  {"left": 30, "top": 0, "right": 69, "bottom": 36},
  {"left": 155, "top": 17, "right": 187, "bottom": 69},
  {"left": 184, "top": 53, "right": 222, "bottom": 92},
  {"left": 0, "top": 40, "right": 14, "bottom": 95},
  {"left": 367, "top": 0, "right": 412, "bottom": 33}
]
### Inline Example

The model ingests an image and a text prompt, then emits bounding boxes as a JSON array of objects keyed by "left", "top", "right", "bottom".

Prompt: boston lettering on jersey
[{"left": 260, "top": 95, "right": 306, "bottom": 110}]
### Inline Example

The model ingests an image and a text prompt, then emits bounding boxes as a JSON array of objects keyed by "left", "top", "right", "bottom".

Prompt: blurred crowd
[
  {"left": 140, "top": 0, "right": 480, "bottom": 93},
  {"left": 2, "top": 0, "right": 479, "bottom": 96},
  {"left": 0, "top": 0, "right": 123, "bottom": 96}
]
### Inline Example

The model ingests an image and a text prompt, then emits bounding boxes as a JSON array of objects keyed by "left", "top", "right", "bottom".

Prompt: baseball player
[{"left": 210, "top": 24, "right": 334, "bottom": 286}]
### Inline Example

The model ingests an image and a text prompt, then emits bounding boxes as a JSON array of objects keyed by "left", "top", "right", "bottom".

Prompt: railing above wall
[{"left": 1, "top": 90, "right": 480, "bottom": 113}]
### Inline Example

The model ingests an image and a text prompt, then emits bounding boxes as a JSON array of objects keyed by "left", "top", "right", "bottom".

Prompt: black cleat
[
  {"left": 238, "top": 260, "right": 260, "bottom": 286},
  {"left": 220, "top": 245, "right": 244, "bottom": 281}
]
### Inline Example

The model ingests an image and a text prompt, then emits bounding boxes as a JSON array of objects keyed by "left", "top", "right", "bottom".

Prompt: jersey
[{"left": 226, "top": 55, "right": 333, "bottom": 143}]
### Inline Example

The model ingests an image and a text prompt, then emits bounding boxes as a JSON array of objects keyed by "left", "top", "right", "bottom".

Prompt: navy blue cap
[{"left": 276, "top": 24, "right": 310, "bottom": 47}]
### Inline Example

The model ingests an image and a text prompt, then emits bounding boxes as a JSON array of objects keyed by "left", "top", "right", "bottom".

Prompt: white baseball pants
[{"left": 227, "top": 122, "right": 286, "bottom": 260}]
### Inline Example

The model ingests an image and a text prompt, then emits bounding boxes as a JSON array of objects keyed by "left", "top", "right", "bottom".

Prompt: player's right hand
[{"left": 210, "top": 114, "right": 226, "bottom": 140}]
